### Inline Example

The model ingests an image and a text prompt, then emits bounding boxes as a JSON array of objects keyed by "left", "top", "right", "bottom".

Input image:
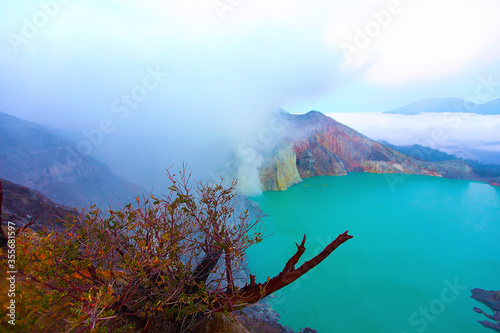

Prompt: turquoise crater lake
[{"left": 247, "top": 174, "right": 500, "bottom": 333}]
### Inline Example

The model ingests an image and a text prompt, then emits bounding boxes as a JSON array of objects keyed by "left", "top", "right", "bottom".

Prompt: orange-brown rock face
[
  {"left": 291, "top": 111, "right": 443, "bottom": 174},
  {"left": 260, "top": 111, "right": 455, "bottom": 191},
  {"left": 294, "top": 138, "right": 347, "bottom": 177}
]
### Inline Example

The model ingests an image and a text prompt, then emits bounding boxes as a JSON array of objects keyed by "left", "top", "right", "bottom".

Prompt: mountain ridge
[{"left": 0, "top": 111, "right": 142, "bottom": 209}]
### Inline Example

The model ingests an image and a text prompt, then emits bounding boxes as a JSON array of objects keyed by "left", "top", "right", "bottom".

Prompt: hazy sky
[
  {"left": 2, "top": 1, "right": 500, "bottom": 123},
  {"left": 2, "top": 0, "right": 500, "bottom": 191}
]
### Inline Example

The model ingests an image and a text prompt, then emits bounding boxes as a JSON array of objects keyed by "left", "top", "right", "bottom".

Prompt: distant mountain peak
[{"left": 384, "top": 97, "right": 499, "bottom": 115}]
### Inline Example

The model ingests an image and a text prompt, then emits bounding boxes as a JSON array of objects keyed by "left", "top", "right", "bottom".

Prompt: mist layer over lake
[{"left": 248, "top": 174, "right": 500, "bottom": 333}]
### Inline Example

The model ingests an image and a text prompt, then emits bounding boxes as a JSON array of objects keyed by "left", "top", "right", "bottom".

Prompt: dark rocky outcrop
[
  {"left": 0, "top": 111, "right": 141, "bottom": 209},
  {"left": 195, "top": 306, "right": 318, "bottom": 333},
  {"left": 236, "top": 301, "right": 318, "bottom": 333},
  {"left": 471, "top": 288, "right": 500, "bottom": 332}
]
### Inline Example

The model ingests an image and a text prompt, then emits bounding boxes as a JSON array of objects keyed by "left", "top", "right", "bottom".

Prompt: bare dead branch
[
  {"left": 249, "top": 274, "right": 256, "bottom": 288},
  {"left": 284, "top": 234, "right": 306, "bottom": 272},
  {"left": 15, "top": 214, "right": 40, "bottom": 236},
  {"left": 224, "top": 230, "right": 353, "bottom": 307}
]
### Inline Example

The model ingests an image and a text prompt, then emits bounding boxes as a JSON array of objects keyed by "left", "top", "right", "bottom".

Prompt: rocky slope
[
  {"left": 0, "top": 111, "right": 141, "bottom": 209},
  {"left": 259, "top": 111, "right": 470, "bottom": 191},
  {"left": 1, "top": 178, "right": 76, "bottom": 231}
]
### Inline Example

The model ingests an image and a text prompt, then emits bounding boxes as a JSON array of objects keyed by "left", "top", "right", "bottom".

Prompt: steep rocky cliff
[
  {"left": 0, "top": 111, "right": 141, "bottom": 208},
  {"left": 260, "top": 144, "right": 302, "bottom": 191},
  {"left": 260, "top": 111, "right": 477, "bottom": 191}
]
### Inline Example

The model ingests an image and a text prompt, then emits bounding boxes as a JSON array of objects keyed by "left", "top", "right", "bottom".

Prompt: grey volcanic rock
[
  {"left": 471, "top": 288, "right": 500, "bottom": 332},
  {"left": 241, "top": 303, "right": 282, "bottom": 326},
  {"left": 0, "top": 111, "right": 141, "bottom": 209},
  {"left": 237, "top": 299, "right": 311, "bottom": 333}
]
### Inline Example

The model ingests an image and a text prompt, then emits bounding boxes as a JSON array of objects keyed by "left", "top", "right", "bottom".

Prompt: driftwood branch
[{"left": 216, "top": 230, "right": 352, "bottom": 308}]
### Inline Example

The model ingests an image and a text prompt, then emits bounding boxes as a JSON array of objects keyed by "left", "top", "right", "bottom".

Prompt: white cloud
[{"left": 325, "top": 0, "right": 500, "bottom": 84}]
